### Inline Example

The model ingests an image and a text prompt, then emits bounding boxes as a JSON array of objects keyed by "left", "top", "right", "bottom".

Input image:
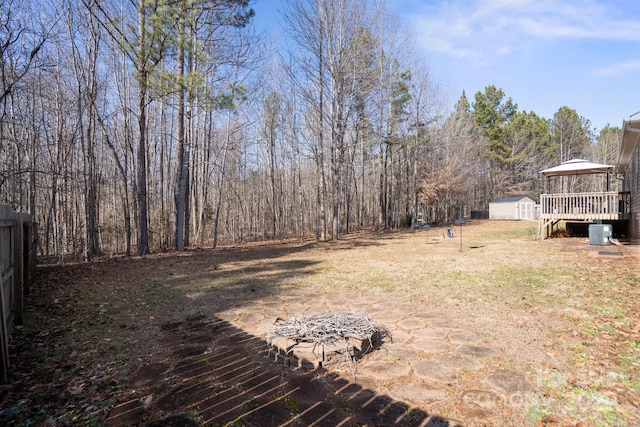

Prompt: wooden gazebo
[{"left": 538, "top": 159, "right": 630, "bottom": 238}]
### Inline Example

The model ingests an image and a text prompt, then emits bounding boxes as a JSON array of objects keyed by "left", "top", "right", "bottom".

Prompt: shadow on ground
[
  {"left": 2, "top": 234, "right": 461, "bottom": 426},
  {"left": 105, "top": 313, "right": 460, "bottom": 427}
]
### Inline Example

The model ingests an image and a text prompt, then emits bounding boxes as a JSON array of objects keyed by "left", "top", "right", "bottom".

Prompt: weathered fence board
[{"left": 0, "top": 204, "right": 37, "bottom": 384}]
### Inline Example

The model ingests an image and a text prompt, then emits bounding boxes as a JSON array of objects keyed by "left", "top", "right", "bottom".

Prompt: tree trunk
[
  {"left": 136, "top": 85, "right": 150, "bottom": 256},
  {"left": 213, "top": 110, "right": 232, "bottom": 249},
  {"left": 318, "top": 30, "right": 326, "bottom": 241},
  {"left": 174, "top": 9, "right": 187, "bottom": 251}
]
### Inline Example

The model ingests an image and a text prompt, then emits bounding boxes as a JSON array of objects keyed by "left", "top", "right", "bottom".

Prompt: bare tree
[
  {"left": 85, "top": 0, "right": 179, "bottom": 255},
  {"left": 66, "top": 1, "right": 102, "bottom": 260},
  {"left": 261, "top": 90, "right": 282, "bottom": 237},
  {"left": 0, "top": 0, "right": 47, "bottom": 105},
  {"left": 0, "top": 0, "right": 49, "bottom": 198},
  {"left": 284, "top": 0, "right": 391, "bottom": 239}
]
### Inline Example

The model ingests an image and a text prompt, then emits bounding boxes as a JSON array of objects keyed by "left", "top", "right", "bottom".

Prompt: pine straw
[{"left": 271, "top": 312, "right": 389, "bottom": 373}]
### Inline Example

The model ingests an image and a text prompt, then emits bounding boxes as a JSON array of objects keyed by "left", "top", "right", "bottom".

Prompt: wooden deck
[{"left": 538, "top": 191, "right": 630, "bottom": 238}]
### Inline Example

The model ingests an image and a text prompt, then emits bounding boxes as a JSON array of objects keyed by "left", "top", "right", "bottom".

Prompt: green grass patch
[
  {"left": 489, "top": 265, "right": 550, "bottom": 289},
  {"left": 375, "top": 282, "right": 395, "bottom": 293},
  {"left": 279, "top": 395, "right": 301, "bottom": 414},
  {"left": 623, "top": 273, "right": 640, "bottom": 287},
  {"left": 442, "top": 271, "right": 476, "bottom": 283},
  {"left": 583, "top": 327, "right": 600, "bottom": 336},
  {"left": 575, "top": 353, "right": 588, "bottom": 362},
  {"left": 452, "top": 294, "right": 477, "bottom": 303},
  {"left": 480, "top": 222, "right": 537, "bottom": 240},
  {"left": 525, "top": 407, "right": 549, "bottom": 424},
  {"left": 618, "top": 354, "right": 639, "bottom": 368},
  {"left": 593, "top": 303, "right": 626, "bottom": 320},
  {"left": 623, "top": 377, "right": 640, "bottom": 392}
]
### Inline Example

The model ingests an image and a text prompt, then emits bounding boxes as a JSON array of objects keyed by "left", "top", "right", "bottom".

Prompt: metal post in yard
[{"left": 455, "top": 216, "right": 466, "bottom": 252}]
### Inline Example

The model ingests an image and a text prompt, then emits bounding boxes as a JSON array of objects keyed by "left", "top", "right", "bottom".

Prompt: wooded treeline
[{"left": 0, "top": 0, "right": 621, "bottom": 259}]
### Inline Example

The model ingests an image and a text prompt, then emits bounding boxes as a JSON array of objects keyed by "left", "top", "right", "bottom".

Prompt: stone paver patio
[{"left": 221, "top": 294, "right": 535, "bottom": 424}]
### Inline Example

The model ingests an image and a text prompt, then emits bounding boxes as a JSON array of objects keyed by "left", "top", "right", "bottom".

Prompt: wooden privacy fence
[{"left": 1, "top": 204, "right": 37, "bottom": 384}]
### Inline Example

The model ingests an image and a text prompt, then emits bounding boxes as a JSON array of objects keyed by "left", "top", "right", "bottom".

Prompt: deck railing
[{"left": 540, "top": 191, "right": 630, "bottom": 221}]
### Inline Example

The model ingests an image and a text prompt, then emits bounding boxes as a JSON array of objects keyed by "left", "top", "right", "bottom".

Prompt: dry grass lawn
[{"left": 2, "top": 219, "right": 639, "bottom": 426}]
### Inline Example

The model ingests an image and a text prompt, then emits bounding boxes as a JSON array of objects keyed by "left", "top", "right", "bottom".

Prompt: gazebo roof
[{"left": 539, "top": 158, "right": 614, "bottom": 177}]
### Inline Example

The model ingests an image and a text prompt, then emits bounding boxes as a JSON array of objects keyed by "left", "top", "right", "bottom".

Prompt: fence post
[
  {"left": 13, "top": 217, "right": 24, "bottom": 325},
  {"left": 0, "top": 251, "right": 9, "bottom": 384},
  {"left": 22, "top": 221, "right": 31, "bottom": 294}
]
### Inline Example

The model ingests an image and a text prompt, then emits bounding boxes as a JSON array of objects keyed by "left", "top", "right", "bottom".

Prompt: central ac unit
[{"left": 589, "top": 224, "right": 612, "bottom": 245}]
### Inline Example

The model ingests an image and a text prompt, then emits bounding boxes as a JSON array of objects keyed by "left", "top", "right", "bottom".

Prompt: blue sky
[{"left": 253, "top": 0, "right": 640, "bottom": 133}]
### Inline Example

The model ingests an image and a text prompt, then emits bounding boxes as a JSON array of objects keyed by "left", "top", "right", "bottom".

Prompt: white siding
[{"left": 489, "top": 197, "right": 536, "bottom": 220}]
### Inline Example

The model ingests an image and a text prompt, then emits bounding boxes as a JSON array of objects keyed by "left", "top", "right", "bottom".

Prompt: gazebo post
[{"left": 546, "top": 176, "right": 550, "bottom": 194}]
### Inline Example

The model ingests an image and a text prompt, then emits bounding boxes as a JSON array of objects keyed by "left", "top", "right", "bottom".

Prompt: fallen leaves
[{"left": 3, "top": 226, "right": 640, "bottom": 426}]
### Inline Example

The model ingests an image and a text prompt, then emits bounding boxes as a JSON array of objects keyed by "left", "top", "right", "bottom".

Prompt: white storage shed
[{"left": 489, "top": 196, "right": 536, "bottom": 220}]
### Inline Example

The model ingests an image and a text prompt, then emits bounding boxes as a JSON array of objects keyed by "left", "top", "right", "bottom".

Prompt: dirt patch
[{"left": 1, "top": 221, "right": 640, "bottom": 426}]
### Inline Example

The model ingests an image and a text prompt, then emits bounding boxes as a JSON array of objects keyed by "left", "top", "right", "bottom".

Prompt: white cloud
[
  {"left": 594, "top": 60, "right": 640, "bottom": 77},
  {"left": 403, "top": 0, "right": 640, "bottom": 66},
  {"left": 518, "top": 2, "right": 640, "bottom": 41}
]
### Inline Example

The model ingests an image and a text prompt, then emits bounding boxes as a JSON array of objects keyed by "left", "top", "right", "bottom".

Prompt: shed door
[{"left": 520, "top": 202, "right": 534, "bottom": 220}]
